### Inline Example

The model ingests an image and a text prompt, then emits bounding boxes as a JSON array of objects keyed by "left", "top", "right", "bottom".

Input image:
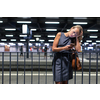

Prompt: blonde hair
[{"left": 72, "top": 25, "right": 83, "bottom": 42}]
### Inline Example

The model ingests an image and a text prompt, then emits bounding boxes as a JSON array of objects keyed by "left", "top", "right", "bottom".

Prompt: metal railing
[{"left": 0, "top": 51, "right": 100, "bottom": 84}]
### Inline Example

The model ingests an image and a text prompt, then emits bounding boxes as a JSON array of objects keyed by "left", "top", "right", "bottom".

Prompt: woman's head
[{"left": 69, "top": 25, "right": 83, "bottom": 42}]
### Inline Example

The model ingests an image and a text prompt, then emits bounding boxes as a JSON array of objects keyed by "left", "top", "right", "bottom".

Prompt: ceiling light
[
  {"left": 90, "top": 36, "right": 98, "bottom": 38},
  {"left": 66, "top": 29, "right": 70, "bottom": 31},
  {"left": 84, "top": 42, "right": 89, "bottom": 45},
  {"left": 92, "top": 42, "right": 96, "bottom": 45},
  {"left": 30, "top": 39, "right": 35, "bottom": 41},
  {"left": 45, "top": 17, "right": 59, "bottom": 19},
  {"left": 17, "top": 21, "right": 31, "bottom": 23},
  {"left": 36, "top": 43, "right": 41, "bottom": 46},
  {"left": 22, "top": 17, "right": 31, "bottom": 18},
  {"left": 9, "top": 43, "right": 16, "bottom": 45},
  {"left": 34, "top": 35, "right": 41, "bottom": 37},
  {"left": 6, "top": 35, "right": 13, "bottom": 37},
  {"left": 87, "top": 30, "right": 98, "bottom": 32},
  {"left": 36, "top": 38, "right": 39, "bottom": 41},
  {"left": 1, "top": 39, "right": 7, "bottom": 41},
  {"left": 46, "top": 29, "right": 57, "bottom": 31},
  {"left": 20, "top": 39, "right": 26, "bottom": 41},
  {"left": 86, "top": 40, "right": 92, "bottom": 42},
  {"left": 47, "top": 35, "right": 55, "bottom": 37},
  {"left": 11, "top": 39, "right": 16, "bottom": 41},
  {"left": 30, "top": 29, "right": 37, "bottom": 31},
  {"left": 19, "top": 35, "right": 27, "bottom": 37},
  {"left": 73, "top": 22, "right": 88, "bottom": 24},
  {"left": 17, "top": 17, "right": 31, "bottom": 18},
  {"left": 73, "top": 17, "right": 87, "bottom": 19},
  {"left": 29, "top": 43, "right": 32, "bottom": 46},
  {"left": 0, "top": 43, "right": 4, "bottom": 45},
  {"left": 45, "top": 22, "right": 60, "bottom": 24},
  {"left": 0, "top": 21, "right": 3, "bottom": 23},
  {"left": 48, "top": 40, "right": 54, "bottom": 42},
  {"left": 40, "top": 40, "right": 44, "bottom": 42},
  {"left": 0, "top": 43, "right": 7, "bottom": 45},
  {"left": 22, "top": 24, "right": 28, "bottom": 34},
  {"left": 5, "top": 28, "right": 16, "bottom": 31},
  {"left": 44, "top": 43, "right": 49, "bottom": 46},
  {"left": 18, "top": 43, "right": 24, "bottom": 46},
  {"left": 96, "top": 40, "right": 100, "bottom": 42}
]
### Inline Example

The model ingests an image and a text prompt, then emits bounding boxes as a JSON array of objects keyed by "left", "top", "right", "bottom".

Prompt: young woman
[{"left": 52, "top": 25, "right": 83, "bottom": 84}]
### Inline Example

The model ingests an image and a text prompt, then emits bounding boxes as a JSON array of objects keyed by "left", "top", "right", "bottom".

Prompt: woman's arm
[
  {"left": 52, "top": 32, "right": 74, "bottom": 52},
  {"left": 75, "top": 37, "right": 81, "bottom": 52}
]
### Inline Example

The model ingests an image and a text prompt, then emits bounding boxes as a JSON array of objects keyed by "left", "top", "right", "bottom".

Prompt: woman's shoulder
[
  {"left": 57, "top": 32, "right": 61, "bottom": 35},
  {"left": 56, "top": 32, "right": 62, "bottom": 37}
]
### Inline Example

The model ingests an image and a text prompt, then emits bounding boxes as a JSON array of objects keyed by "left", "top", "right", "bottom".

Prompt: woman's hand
[
  {"left": 52, "top": 44, "right": 74, "bottom": 52},
  {"left": 64, "top": 44, "right": 75, "bottom": 50}
]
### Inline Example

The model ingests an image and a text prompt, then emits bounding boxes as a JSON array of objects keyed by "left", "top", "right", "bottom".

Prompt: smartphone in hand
[
  {"left": 70, "top": 43, "right": 75, "bottom": 47},
  {"left": 69, "top": 37, "right": 77, "bottom": 45}
]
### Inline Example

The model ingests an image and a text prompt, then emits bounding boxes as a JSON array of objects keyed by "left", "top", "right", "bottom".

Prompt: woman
[{"left": 52, "top": 25, "right": 83, "bottom": 84}]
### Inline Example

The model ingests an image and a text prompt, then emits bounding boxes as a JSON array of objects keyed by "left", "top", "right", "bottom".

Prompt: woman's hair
[{"left": 72, "top": 25, "right": 83, "bottom": 42}]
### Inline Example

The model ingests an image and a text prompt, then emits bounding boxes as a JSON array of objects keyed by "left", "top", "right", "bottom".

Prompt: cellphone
[
  {"left": 70, "top": 43, "right": 75, "bottom": 47},
  {"left": 69, "top": 37, "right": 76, "bottom": 45}
]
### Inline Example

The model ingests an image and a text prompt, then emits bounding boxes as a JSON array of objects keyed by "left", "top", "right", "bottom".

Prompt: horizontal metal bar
[{"left": 0, "top": 73, "right": 99, "bottom": 76}]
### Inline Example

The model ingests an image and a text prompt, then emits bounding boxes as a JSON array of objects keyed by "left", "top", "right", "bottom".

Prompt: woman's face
[{"left": 69, "top": 27, "right": 80, "bottom": 37}]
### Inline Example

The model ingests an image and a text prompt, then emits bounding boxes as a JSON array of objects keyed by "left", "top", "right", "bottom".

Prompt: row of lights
[
  {"left": 0, "top": 20, "right": 88, "bottom": 24},
  {"left": 5, "top": 35, "right": 55, "bottom": 37},
  {"left": 86, "top": 40, "right": 100, "bottom": 42},
  {"left": 0, "top": 19, "right": 99, "bottom": 44},
  {"left": 17, "top": 21, "right": 89, "bottom": 25},
  {"left": 1, "top": 38, "right": 100, "bottom": 43},
  {"left": 3, "top": 28, "right": 99, "bottom": 32},
  {"left": 4, "top": 28, "right": 99, "bottom": 32},
  {"left": 0, "top": 39, "right": 54, "bottom": 42},
  {"left": 0, "top": 43, "right": 33, "bottom": 46},
  {"left": 0, "top": 20, "right": 99, "bottom": 32},
  {"left": 83, "top": 42, "right": 100, "bottom": 45},
  {"left": 0, "top": 42, "right": 99, "bottom": 47},
  {"left": 0, "top": 43, "right": 50, "bottom": 46},
  {"left": 5, "top": 34, "right": 98, "bottom": 39}
]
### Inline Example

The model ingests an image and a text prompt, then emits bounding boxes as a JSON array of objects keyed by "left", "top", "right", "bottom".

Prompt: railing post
[
  {"left": 2, "top": 52, "right": 4, "bottom": 84},
  {"left": 96, "top": 52, "right": 98, "bottom": 84},
  {"left": 31, "top": 52, "right": 33, "bottom": 84},
  {"left": 17, "top": 52, "right": 18, "bottom": 84},
  {"left": 24, "top": 52, "right": 25, "bottom": 84},
  {"left": 74, "top": 52, "right": 76, "bottom": 84},
  {"left": 60, "top": 53, "right": 62, "bottom": 83},
  {"left": 82, "top": 52, "right": 84, "bottom": 84},
  {"left": 9, "top": 52, "right": 11, "bottom": 84},
  {"left": 89, "top": 52, "right": 91, "bottom": 84},
  {"left": 38, "top": 52, "right": 40, "bottom": 84},
  {"left": 53, "top": 53, "right": 55, "bottom": 84},
  {"left": 45, "top": 52, "right": 47, "bottom": 84},
  {"left": 67, "top": 53, "right": 69, "bottom": 84}
]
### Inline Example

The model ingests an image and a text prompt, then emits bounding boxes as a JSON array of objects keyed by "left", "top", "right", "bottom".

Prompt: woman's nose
[{"left": 72, "top": 33, "right": 76, "bottom": 36}]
